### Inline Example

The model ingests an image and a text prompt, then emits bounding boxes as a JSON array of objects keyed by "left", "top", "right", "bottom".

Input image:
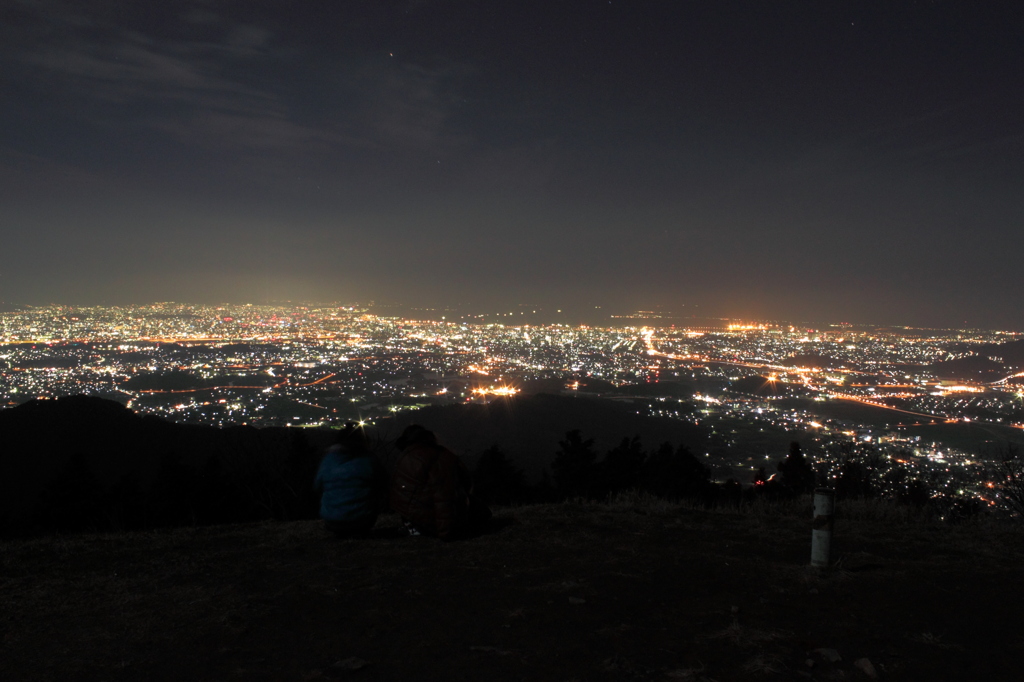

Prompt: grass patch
[{"left": 2, "top": 501, "right": 1023, "bottom": 681}]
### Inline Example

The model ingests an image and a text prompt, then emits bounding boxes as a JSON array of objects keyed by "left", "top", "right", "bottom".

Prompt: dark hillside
[
  {"left": 781, "top": 353, "right": 845, "bottom": 369},
  {"left": 976, "top": 338, "right": 1024, "bottom": 367},
  {"left": 5, "top": 391, "right": 1010, "bottom": 540},
  {"left": 921, "top": 339, "right": 1024, "bottom": 380},
  {"left": 381, "top": 394, "right": 708, "bottom": 478},
  {"left": 2, "top": 501, "right": 1022, "bottom": 681},
  {"left": 0, "top": 394, "right": 716, "bottom": 536},
  {"left": 0, "top": 396, "right": 334, "bottom": 535},
  {"left": 930, "top": 356, "right": 1005, "bottom": 381}
]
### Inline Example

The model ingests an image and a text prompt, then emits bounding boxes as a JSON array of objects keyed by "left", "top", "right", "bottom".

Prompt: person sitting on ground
[
  {"left": 314, "top": 422, "right": 386, "bottom": 537},
  {"left": 390, "top": 424, "right": 491, "bottom": 540}
]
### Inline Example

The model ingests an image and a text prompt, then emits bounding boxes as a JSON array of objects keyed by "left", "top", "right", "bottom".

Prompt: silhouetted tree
[
  {"left": 754, "top": 462, "right": 799, "bottom": 500},
  {"left": 533, "top": 469, "right": 559, "bottom": 503},
  {"left": 642, "top": 441, "right": 675, "bottom": 494},
  {"left": 824, "top": 441, "right": 889, "bottom": 500},
  {"left": 901, "top": 478, "right": 932, "bottom": 508},
  {"left": 552, "top": 429, "right": 597, "bottom": 500},
  {"left": 598, "top": 435, "right": 645, "bottom": 496},
  {"left": 719, "top": 478, "right": 743, "bottom": 507},
  {"left": 882, "top": 462, "right": 931, "bottom": 508},
  {"left": 944, "top": 496, "right": 986, "bottom": 523},
  {"left": 777, "top": 441, "right": 815, "bottom": 496},
  {"left": 642, "top": 441, "right": 710, "bottom": 500},
  {"left": 835, "top": 459, "right": 871, "bottom": 499},
  {"left": 474, "top": 444, "right": 527, "bottom": 505}
]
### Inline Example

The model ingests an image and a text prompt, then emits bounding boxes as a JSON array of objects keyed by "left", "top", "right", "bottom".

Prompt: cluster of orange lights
[
  {"left": 934, "top": 385, "right": 983, "bottom": 394},
  {"left": 471, "top": 386, "right": 519, "bottom": 397}
]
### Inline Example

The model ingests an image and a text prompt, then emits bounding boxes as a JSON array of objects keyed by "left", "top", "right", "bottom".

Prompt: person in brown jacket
[{"left": 390, "top": 425, "right": 490, "bottom": 540}]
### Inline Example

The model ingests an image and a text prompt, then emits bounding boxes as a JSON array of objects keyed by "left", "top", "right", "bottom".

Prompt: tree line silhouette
[
  {"left": 0, "top": 396, "right": 1003, "bottom": 537},
  {"left": 9, "top": 433, "right": 990, "bottom": 536}
]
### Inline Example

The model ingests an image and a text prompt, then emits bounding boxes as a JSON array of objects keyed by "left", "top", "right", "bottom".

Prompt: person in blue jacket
[{"left": 314, "top": 422, "right": 386, "bottom": 537}]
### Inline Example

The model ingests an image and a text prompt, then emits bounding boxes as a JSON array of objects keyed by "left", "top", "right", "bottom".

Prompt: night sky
[{"left": 2, "top": 1, "right": 1022, "bottom": 328}]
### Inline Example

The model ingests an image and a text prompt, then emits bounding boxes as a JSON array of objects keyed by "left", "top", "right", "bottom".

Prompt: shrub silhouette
[
  {"left": 5, "top": 394, "right": 996, "bottom": 536},
  {"left": 641, "top": 441, "right": 710, "bottom": 501},
  {"left": 777, "top": 441, "right": 815, "bottom": 496},
  {"left": 474, "top": 444, "right": 527, "bottom": 505},
  {"left": 552, "top": 430, "right": 598, "bottom": 500},
  {"left": 835, "top": 459, "right": 874, "bottom": 499},
  {"left": 901, "top": 478, "right": 932, "bottom": 508},
  {"left": 597, "top": 435, "right": 645, "bottom": 497},
  {"left": 719, "top": 478, "right": 743, "bottom": 506},
  {"left": 825, "top": 442, "right": 884, "bottom": 500}
]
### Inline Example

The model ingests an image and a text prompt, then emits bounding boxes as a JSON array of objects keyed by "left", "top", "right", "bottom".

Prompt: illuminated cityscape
[{"left": 2, "top": 303, "right": 1021, "bottom": 504}]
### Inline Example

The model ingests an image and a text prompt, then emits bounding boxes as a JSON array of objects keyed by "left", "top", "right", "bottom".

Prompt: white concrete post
[{"left": 811, "top": 488, "right": 835, "bottom": 568}]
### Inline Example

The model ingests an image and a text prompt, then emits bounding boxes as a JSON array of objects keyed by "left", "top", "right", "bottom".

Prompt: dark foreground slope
[{"left": 3, "top": 500, "right": 1022, "bottom": 682}]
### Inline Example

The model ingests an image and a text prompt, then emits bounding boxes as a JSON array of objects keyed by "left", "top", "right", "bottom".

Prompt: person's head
[
  {"left": 335, "top": 422, "right": 368, "bottom": 452},
  {"left": 395, "top": 424, "right": 437, "bottom": 451}
]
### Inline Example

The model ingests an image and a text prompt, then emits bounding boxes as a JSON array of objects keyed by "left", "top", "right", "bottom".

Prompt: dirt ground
[{"left": 3, "top": 500, "right": 1023, "bottom": 681}]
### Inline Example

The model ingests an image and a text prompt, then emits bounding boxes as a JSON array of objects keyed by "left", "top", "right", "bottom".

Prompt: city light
[
  {"left": 0, "top": 303, "right": 1019, "bottom": 511},
  {"left": 472, "top": 386, "right": 519, "bottom": 397}
]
